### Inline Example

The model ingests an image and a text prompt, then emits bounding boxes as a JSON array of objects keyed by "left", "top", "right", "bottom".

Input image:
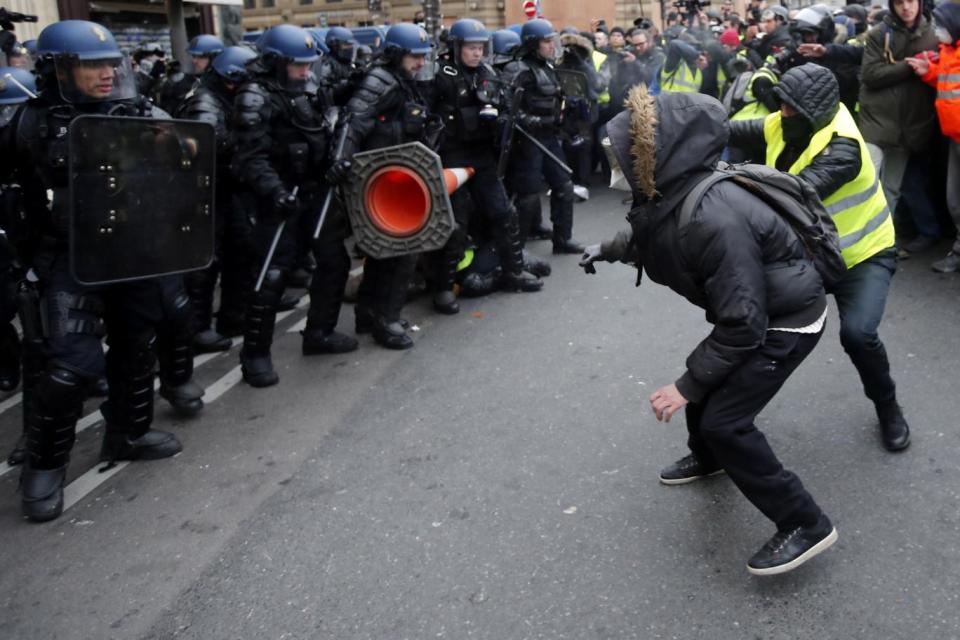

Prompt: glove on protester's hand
[{"left": 580, "top": 244, "right": 603, "bottom": 274}]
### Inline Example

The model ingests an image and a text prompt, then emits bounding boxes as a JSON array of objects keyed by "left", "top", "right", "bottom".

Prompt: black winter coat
[
  {"left": 601, "top": 90, "right": 826, "bottom": 403},
  {"left": 728, "top": 64, "right": 862, "bottom": 202}
]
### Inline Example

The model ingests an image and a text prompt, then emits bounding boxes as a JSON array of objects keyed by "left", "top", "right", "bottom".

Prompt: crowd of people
[{"left": 0, "top": 0, "right": 956, "bottom": 576}]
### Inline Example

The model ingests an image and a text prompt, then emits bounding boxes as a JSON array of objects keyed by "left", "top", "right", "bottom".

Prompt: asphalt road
[{"left": 0, "top": 185, "right": 958, "bottom": 640}]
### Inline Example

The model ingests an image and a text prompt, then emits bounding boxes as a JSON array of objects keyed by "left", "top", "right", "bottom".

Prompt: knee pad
[
  {"left": 36, "top": 367, "right": 87, "bottom": 408},
  {"left": 552, "top": 182, "right": 574, "bottom": 204}
]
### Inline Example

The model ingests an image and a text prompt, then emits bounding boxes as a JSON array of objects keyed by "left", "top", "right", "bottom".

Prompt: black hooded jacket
[
  {"left": 599, "top": 90, "right": 826, "bottom": 403},
  {"left": 728, "top": 63, "right": 861, "bottom": 201}
]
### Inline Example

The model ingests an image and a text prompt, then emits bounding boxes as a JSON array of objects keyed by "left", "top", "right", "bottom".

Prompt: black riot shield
[
  {"left": 68, "top": 114, "right": 216, "bottom": 285},
  {"left": 556, "top": 68, "right": 589, "bottom": 100}
]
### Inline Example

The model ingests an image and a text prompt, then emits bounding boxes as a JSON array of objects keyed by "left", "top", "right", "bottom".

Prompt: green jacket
[{"left": 858, "top": 15, "right": 939, "bottom": 151}]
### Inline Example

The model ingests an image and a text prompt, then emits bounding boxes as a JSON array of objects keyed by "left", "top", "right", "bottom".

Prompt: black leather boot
[
  {"left": 20, "top": 463, "right": 66, "bottom": 522},
  {"left": 159, "top": 380, "right": 205, "bottom": 417},
  {"left": 496, "top": 216, "right": 543, "bottom": 293},
  {"left": 372, "top": 316, "right": 414, "bottom": 350},
  {"left": 240, "top": 267, "right": 283, "bottom": 387},
  {"left": 876, "top": 400, "right": 911, "bottom": 451},
  {"left": 432, "top": 251, "right": 460, "bottom": 315},
  {"left": 100, "top": 429, "right": 182, "bottom": 462},
  {"left": 550, "top": 183, "right": 584, "bottom": 255},
  {"left": 193, "top": 328, "right": 232, "bottom": 353},
  {"left": 302, "top": 330, "right": 359, "bottom": 355}
]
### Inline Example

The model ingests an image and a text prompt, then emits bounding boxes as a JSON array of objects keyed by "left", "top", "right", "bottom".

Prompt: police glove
[
  {"left": 325, "top": 159, "right": 352, "bottom": 185},
  {"left": 273, "top": 190, "right": 300, "bottom": 218},
  {"left": 579, "top": 244, "right": 603, "bottom": 274}
]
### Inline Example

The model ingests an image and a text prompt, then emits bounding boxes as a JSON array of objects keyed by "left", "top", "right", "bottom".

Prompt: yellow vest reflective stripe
[
  {"left": 592, "top": 50, "right": 610, "bottom": 104},
  {"left": 730, "top": 67, "right": 778, "bottom": 121},
  {"left": 456, "top": 248, "right": 475, "bottom": 272},
  {"left": 660, "top": 60, "right": 701, "bottom": 93},
  {"left": 762, "top": 105, "right": 894, "bottom": 268}
]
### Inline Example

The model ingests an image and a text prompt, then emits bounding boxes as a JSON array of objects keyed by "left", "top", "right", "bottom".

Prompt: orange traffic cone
[
  {"left": 443, "top": 167, "right": 475, "bottom": 194},
  {"left": 364, "top": 166, "right": 475, "bottom": 238}
]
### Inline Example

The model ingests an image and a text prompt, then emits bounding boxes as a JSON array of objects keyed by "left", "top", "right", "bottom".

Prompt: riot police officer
[
  {"left": 8, "top": 21, "right": 183, "bottom": 521},
  {"left": 428, "top": 19, "right": 542, "bottom": 314},
  {"left": 233, "top": 25, "right": 356, "bottom": 388},
  {"left": 157, "top": 34, "right": 224, "bottom": 115},
  {"left": 317, "top": 27, "right": 362, "bottom": 107},
  {"left": 512, "top": 19, "right": 584, "bottom": 255},
  {"left": 178, "top": 46, "right": 258, "bottom": 355},
  {"left": 327, "top": 23, "right": 438, "bottom": 350}
]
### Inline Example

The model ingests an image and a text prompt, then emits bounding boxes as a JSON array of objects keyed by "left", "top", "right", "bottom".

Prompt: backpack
[{"left": 677, "top": 163, "right": 847, "bottom": 288}]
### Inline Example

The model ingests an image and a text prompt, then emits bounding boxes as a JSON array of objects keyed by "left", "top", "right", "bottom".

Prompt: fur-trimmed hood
[
  {"left": 560, "top": 33, "right": 594, "bottom": 55},
  {"left": 605, "top": 86, "right": 729, "bottom": 216}
]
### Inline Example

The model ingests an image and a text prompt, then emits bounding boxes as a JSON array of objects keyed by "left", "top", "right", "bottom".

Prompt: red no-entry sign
[{"left": 522, "top": 0, "right": 537, "bottom": 18}]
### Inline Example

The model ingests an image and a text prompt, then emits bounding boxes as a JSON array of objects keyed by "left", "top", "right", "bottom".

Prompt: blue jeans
[{"left": 831, "top": 248, "right": 898, "bottom": 405}]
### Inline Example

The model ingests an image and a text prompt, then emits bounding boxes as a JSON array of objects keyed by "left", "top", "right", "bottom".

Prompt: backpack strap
[{"left": 677, "top": 171, "right": 733, "bottom": 229}]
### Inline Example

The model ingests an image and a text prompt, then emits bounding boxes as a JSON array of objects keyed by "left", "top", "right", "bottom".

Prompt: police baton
[
  {"left": 514, "top": 123, "right": 574, "bottom": 176},
  {"left": 254, "top": 186, "right": 298, "bottom": 293},
  {"left": 3, "top": 73, "right": 38, "bottom": 100},
  {"left": 313, "top": 115, "right": 352, "bottom": 241}
]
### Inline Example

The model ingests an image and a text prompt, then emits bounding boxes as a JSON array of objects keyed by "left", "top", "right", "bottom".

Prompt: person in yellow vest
[
  {"left": 729, "top": 63, "right": 910, "bottom": 452},
  {"left": 660, "top": 32, "right": 707, "bottom": 93}
]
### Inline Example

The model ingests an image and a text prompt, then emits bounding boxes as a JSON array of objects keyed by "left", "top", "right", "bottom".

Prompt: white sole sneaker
[
  {"left": 747, "top": 527, "right": 839, "bottom": 577},
  {"left": 658, "top": 468, "right": 726, "bottom": 486}
]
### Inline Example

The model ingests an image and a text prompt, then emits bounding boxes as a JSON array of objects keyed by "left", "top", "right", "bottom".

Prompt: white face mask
[{"left": 936, "top": 26, "right": 954, "bottom": 44}]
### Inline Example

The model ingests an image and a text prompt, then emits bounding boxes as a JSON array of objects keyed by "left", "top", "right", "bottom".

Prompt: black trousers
[{"left": 685, "top": 330, "right": 825, "bottom": 531}]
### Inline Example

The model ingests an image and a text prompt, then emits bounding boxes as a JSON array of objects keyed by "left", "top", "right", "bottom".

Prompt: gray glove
[{"left": 579, "top": 244, "right": 603, "bottom": 274}]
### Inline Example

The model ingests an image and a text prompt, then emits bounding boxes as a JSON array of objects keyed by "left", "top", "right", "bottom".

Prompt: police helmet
[
  {"left": 766, "top": 5, "right": 789, "bottom": 22},
  {"left": 22, "top": 39, "right": 36, "bottom": 56},
  {"left": 383, "top": 22, "right": 433, "bottom": 55},
  {"left": 325, "top": 26, "right": 358, "bottom": 63},
  {"left": 306, "top": 28, "right": 331, "bottom": 55},
  {"left": 792, "top": 5, "right": 836, "bottom": 43},
  {"left": 520, "top": 19, "right": 558, "bottom": 44},
  {"left": 258, "top": 24, "right": 321, "bottom": 64},
  {"left": 211, "top": 45, "right": 258, "bottom": 84},
  {"left": 507, "top": 24, "right": 523, "bottom": 36},
  {"left": 187, "top": 34, "right": 224, "bottom": 57},
  {"left": 37, "top": 20, "right": 124, "bottom": 62},
  {"left": 448, "top": 19, "right": 491, "bottom": 44},
  {"left": 491, "top": 29, "right": 521, "bottom": 56},
  {"left": 0, "top": 66, "right": 36, "bottom": 104}
]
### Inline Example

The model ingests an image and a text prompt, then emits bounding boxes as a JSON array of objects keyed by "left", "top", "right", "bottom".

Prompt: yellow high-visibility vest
[
  {"left": 660, "top": 59, "right": 701, "bottom": 93},
  {"left": 592, "top": 49, "right": 610, "bottom": 105},
  {"left": 731, "top": 67, "right": 778, "bottom": 121},
  {"left": 763, "top": 104, "right": 894, "bottom": 269}
]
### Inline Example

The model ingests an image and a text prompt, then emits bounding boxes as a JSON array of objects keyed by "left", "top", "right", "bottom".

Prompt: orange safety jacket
[{"left": 922, "top": 42, "right": 960, "bottom": 142}]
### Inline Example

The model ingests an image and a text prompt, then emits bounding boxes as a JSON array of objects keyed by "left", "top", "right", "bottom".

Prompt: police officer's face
[
  {"left": 538, "top": 39, "right": 555, "bottom": 60},
  {"left": 460, "top": 43, "right": 485, "bottom": 67},
  {"left": 71, "top": 60, "right": 116, "bottom": 99},
  {"left": 286, "top": 62, "right": 311, "bottom": 82},
  {"left": 193, "top": 56, "right": 210, "bottom": 73},
  {"left": 401, "top": 53, "right": 426, "bottom": 75}
]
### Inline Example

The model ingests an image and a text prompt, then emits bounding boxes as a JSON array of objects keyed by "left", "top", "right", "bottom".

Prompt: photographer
[
  {"left": 660, "top": 31, "right": 707, "bottom": 93},
  {"left": 613, "top": 28, "right": 663, "bottom": 104}
]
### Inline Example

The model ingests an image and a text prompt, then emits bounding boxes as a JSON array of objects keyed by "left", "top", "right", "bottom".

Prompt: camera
[
  {"left": 673, "top": 0, "right": 710, "bottom": 16},
  {"left": 0, "top": 8, "right": 39, "bottom": 24}
]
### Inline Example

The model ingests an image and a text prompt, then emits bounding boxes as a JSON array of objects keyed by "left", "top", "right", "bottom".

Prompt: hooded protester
[
  {"left": 909, "top": 0, "right": 960, "bottom": 272},
  {"left": 728, "top": 64, "right": 911, "bottom": 454},
  {"left": 859, "top": 0, "right": 939, "bottom": 253},
  {"left": 580, "top": 87, "right": 837, "bottom": 577}
]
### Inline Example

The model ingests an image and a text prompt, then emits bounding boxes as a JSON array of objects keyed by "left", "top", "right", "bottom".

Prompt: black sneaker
[
  {"left": 658, "top": 453, "right": 725, "bottom": 485},
  {"left": 747, "top": 516, "right": 838, "bottom": 576}
]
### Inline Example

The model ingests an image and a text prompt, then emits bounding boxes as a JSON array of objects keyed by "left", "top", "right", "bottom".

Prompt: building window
[
  {"left": 243, "top": 0, "right": 255, "bottom": 7},
  {"left": 262, "top": 0, "right": 275, "bottom": 7},
  {"left": 300, "top": 0, "right": 313, "bottom": 4}
]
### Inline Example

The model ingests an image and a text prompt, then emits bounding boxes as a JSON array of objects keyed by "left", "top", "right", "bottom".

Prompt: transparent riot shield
[{"left": 68, "top": 115, "right": 216, "bottom": 285}]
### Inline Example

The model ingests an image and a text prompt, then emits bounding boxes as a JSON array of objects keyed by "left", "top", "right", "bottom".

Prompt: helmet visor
[
  {"left": 336, "top": 42, "right": 358, "bottom": 63},
  {"left": 55, "top": 55, "right": 135, "bottom": 103},
  {"left": 413, "top": 49, "right": 436, "bottom": 81}
]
